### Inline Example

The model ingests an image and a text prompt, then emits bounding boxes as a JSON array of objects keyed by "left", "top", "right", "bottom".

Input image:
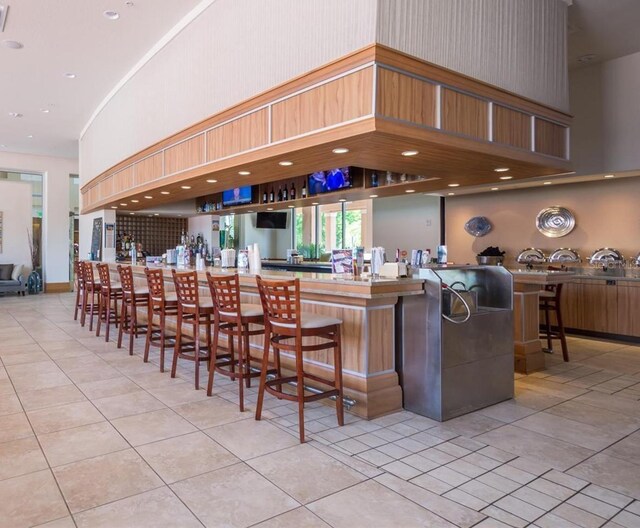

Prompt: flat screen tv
[
  {"left": 222, "top": 186, "right": 253, "bottom": 206},
  {"left": 308, "top": 167, "right": 351, "bottom": 195},
  {"left": 256, "top": 212, "right": 288, "bottom": 229}
]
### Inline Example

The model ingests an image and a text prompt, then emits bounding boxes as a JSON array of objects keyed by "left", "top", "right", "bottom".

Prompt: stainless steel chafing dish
[
  {"left": 632, "top": 252, "right": 640, "bottom": 267},
  {"left": 516, "top": 248, "right": 546, "bottom": 264},
  {"left": 549, "top": 248, "right": 581, "bottom": 264},
  {"left": 589, "top": 247, "right": 625, "bottom": 267}
]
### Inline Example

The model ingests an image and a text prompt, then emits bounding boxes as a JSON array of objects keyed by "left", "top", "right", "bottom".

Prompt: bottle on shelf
[
  {"left": 277, "top": 186, "right": 283, "bottom": 202},
  {"left": 262, "top": 188, "right": 268, "bottom": 203},
  {"left": 370, "top": 171, "right": 379, "bottom": 188},
  {"left": 283, "top": 185, "right": 288, "bottom": 201},
  {"left": 269, "top": 187, "right": 275, "bottom": 203},
  {"left": 301, "top": 181, "right": 307, "bottom": 198},
  {"left": 290, "top": 182, "right": 296, "bottom": 200}
]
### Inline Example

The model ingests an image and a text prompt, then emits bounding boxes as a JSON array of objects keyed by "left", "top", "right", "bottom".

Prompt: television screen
[
  {"left": 308, "top": 167, "right": 351, "bottom": 195},
  {"left": 256, "top": 212, "right": 288, "bottom": 229},
  {"left": 222, "top": 186, "right": 253, "bottom": 206}
]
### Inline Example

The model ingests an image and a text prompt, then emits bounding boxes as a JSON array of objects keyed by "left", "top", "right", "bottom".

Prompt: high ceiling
[
  {"left": 0, "top": 0, "right": 201, "bottom": 159},
  {"left": 568, "top": 0, "right": 640, "bottom": 69}
]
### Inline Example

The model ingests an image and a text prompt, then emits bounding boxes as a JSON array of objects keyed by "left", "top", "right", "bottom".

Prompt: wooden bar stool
[
  {"left": 96, "top": 263, "right": 123, "bottom": 342},
  {"left": 80, "top": 262, "right": 101, "bottom": 331},
  {"left": 144, "top": 267, "right": 178, "bottom": 372},
  {"left": 117, "top": 265, "right": 150, "bottom": 355},
  {"left": 172, "top": 270, "right": 213, "bottom": 390},
  {"left": 206, "top": 272, "right": 274, "bottom": 411},
  {"left": 73, "top": 260, "right": 84, "bottom": 321},
  {"left": 255, "top": 276, "right": 344, "bottom": 443},
  {"left": 540, "top": 282, "right": 569, "bottom": 361}
]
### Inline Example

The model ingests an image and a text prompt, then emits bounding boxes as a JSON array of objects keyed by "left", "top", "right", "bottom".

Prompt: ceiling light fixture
[
  {"left": 499, "top": 176, "right": 513, "bottom": 180},
  {"left": 154, "top": 213, "right": 159, "bottom": 216},
  {"left": 26, "top": 135, "right": 33, "bottom": 139},
  {"left": 447, "top": 183, "right": 460, "bottom": 188},
  {"left": 278, "top": 161, "right": 293, "bottom": 166},
  {"left": 494, "top": 167, "right": 509, "bottom": 172},
  {"left": 604, "top": 174, "right": 615, "bottom": 179},
  {"left": 338, "top": 198, "right": 346, "bottom": 202},
  {"left": 0, "top": 144, "right": 6, "bottom": 148},
  {"left": 543, "top": 181, "right": 552, "bottom": 185},
  {"left": 8, "top": 112, "right": 22, "bottom": 118},
  {"left": 120, "top": 203, "right": 127, "bottom": 206},
  {"left": 238, "top": 171, "right": 251, "bottom": 176},
  {"left": 405, "top": 189, "right": 416, "bottom": 193},
  {"left": 447, "top": 192, "right": 455, "bottom": 196},
  {"left": 103, "top": 10, "right": 120, "bottom": 20},
  {"left": 332, "top": 147, "right": 349, "bottom": 154},
  {"left": 64, "top": 73, "right": 76, "bottom": 79},
  {"left": 401, "top": 150, "right": 419, "bottom": 157},
  {"left": 311, "top": 202, "right": 319, "bottom": 205},
  {"left": 288, "top": 205, "right": 294, "bottom": 208},
  {"left": 130, "top": 199, "right": 139, "bottom": 203},
  {"left": 144, "top": 195, "right": 152, "bottom": 199},
  {"left": 41, "top": 109, "right": 50, "bottom": 114},
  {"left": 180, "top": 185, "right": 191, "bottom": 189},
  {"left": 111, "top": 206, "right": 117, "bottom": 209},
  {"left": 491, "top": 187, "right": 499, "bottom": 191},
  {"left": 160, "top": 191, "right": 170, "bottom": 195},
  {"left": 369, "top": 195, "right": 378, "bottom": 198},
  {"left": 206, "top": 179, "right": 218, "bottom": 183},
  {"left": 267, "top": 208, "right": 274, "bottom": 211},
  {"left": 2, "top": 40, "right": 24, "bottom": 50},
  {"left": 129, "top": 212, "right": 135, "bottom": 215}
]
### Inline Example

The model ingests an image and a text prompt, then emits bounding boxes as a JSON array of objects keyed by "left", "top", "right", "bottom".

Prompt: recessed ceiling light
[
  {"left": 129, "top": 212, "right": 135, "bottom": 215},
  {"left": 41, "top": 109, "right": 50, "bottom": 114},
  {"left": 604, "top": 174, "right": 615, "bottom": 179},
  {"left": 238, "top": 171, "right": 251, "bottom": 176},
  {"left": 401, "top": 150, "right": 419, "bottom": 157},
  {"left": 206, "top": 179, "right": 218, "bottom": 183},
  {"left": 144, "top": 195, "right": 152, "bottom": 199},
  {"left": 369, "top": 195, "right": 378, "bottom": 198},
  {"left": 0, "top": 144, "right": 6, "bottom": 148},
  {"left": 332, "top": 147, "right": 349, "bottom": 154},
  {"left": 491, "top": 187, "right": 499, "bottom": 191},
  {"left": 103, "top": 10, "right": 120, "bottom": 20},
  {"left": 405, "top": 189, "right": 416, "bottom": 193},
  {"left": 26, "top": 135, "right": 33, "bottom": 139},
  {"left": 499, "top": 176, "right": 513, "bottom": 180},
  {"left": 160, "top": 191, "right": 170, "bottom": 195},
  {"left": 447, "top": 183, "right": 460, "bottom": 188},
  {"left": 64, "top": 73, "right": 77, "bottom": 79},
  {"left": 447, "top": 192, "right": 455, "bottom": 196},
  {"left": 8, "top": 112, "right": 22, "bottom": 118},
  {"left": 338, "top": 198, "right": 346, "bottom": 202},
  {"left": 177, "top": 214, "right": 182, "bottom": 217},
  {"left": 130, "top": 199, "right": 139, "bottom": 203},
  {"left": 180, "top": 185, "right": 191, "bottom": 189},
  {"left": 311, "top": 202, "right": 319, "bottom": 205},
  {"left": 494, "top": 167, "right": 510, "bottom": 172},
  {"left": 288, "top": 205, "right": 295, "bottom": 208},
  {"left": 111, "top": 206, "right": 117, "bottom": 209},
  {"left": 154, "top": 213, "right": 159, "bottom": 216},
  {"left": 120, "top": 203, "right": 127, "bottom": 206},
  {"left": 543, "top": 181, "right": 552, "bottom": 185},
  {"left": 279, "top": 161, "right": 293, "bottom": 166},
  {"left": 247, "top": 210, "right": 254, "bottom": 213},
  {"left": 267, "top": 208, "right": 274, "bottom": 211},
  {"left": 2, "top": 40, "right": 24, "bottom": 50}
]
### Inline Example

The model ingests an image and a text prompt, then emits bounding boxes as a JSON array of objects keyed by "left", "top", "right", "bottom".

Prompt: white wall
[
  {"left": 0, "top": 182, "right": 33, "bottom": 276},
  {"left": 80, "top": 0, "right": 568, "bottom": 182},
  {"left": 372, "top": 194, "right": 441, "bottom": 256},
  {"left": 0, "top": 151, "right": 78, "bottom": 285},
  {"left": 79, "top": 209, "right": 116, "bottom": 262},
  {"left": 188, "top": 214, "right": 220, "bottom": 250}
]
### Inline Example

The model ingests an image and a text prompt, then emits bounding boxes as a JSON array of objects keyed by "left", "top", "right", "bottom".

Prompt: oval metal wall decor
[
  {"left": 464, "top": 216, "right": 492, "bottom": 237},
  {"left": 536, "top": 206, "right": 575, "bottom": 238}
]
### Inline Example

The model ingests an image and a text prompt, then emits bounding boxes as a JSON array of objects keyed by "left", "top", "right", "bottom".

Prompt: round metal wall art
[
  {"left": 536, "top": 206, "right": 575, "bottom": 238},
  {"left": 464, "top": 216, "right": 492, "bottom": 237}
]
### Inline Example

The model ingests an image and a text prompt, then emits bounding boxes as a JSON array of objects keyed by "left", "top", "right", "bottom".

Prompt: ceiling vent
[{"left": 0, "top": 5, "right": 8, "bottom": 33}]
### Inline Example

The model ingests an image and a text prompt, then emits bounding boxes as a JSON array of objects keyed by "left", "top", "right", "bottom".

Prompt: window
[{"left": 294, "top": 206, "right": 317, "bottom": 259}]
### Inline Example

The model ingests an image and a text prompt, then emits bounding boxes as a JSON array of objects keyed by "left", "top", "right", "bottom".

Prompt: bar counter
[{"left": 105, "top": 261, "right": 425, "bottom": 419}]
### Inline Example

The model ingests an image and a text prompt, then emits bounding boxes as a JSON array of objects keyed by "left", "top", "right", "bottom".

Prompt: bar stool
[
  {"left": 144, "top": 267, "right": 178, "bottom": 372},
  {"left": 73, "top": 260, "right": 84, "bottom": 321},
  {"left": 540, "top": 282, "right": 569, "bottom": 361},
  {"left": 255, "top": 276, "right": 344, "bottom": 443},
  {"left": 80, "top": 262, "right": 101, "bottom": 331},
  {"left": 96, "top": 263, "right": 123, "bottom": 342},
  {"left": 206, "top": 272, "right": 274, "bottom": 411},
  {"left": 172, "top": 270, "right": 213, "bottom": 390},
  {"left": 117, "top": 265, "right": 150, "bottom": 355}
]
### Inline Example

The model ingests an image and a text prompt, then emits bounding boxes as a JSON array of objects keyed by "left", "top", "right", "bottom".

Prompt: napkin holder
[{"left": 379, "top": 262, "right": 407, "bottom": 278}]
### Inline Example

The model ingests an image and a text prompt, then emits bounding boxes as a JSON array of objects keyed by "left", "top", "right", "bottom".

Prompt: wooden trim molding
[
  {"left": 81, "top": 44, "right": 572, "bottom": 213},
  {"left": 45, "top": 282, "right": 72, "bottom": 294}
]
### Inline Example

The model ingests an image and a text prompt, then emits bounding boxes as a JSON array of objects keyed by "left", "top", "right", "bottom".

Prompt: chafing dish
[
  {"left": 549, "top": 248, "right": 581, "bottom": 264},
  {"left": 589, "top": 248, "right": 625, "bottom": 267},
  {"left": 516, "top": 248, "right": 546, "bottom": 264},
  {"left": 632, "top": 252, "right": 640, "bottom": 267}
]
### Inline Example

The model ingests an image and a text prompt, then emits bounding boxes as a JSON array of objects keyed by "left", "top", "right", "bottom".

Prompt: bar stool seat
[
  {"left": 255, "top": 275, "right": 344, "bottom": 443},
  {"left": 219, "top": 303, "right": 263, "bottom": 318}
]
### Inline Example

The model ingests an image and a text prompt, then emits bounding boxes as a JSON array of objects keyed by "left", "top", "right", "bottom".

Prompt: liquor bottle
[
  {"left": 269, "top": 187, "right": 275, "bottom": 202},
  {"left": 283, "top": 185, "right": 288, "bottom": 201},
  {"left": 290, "top": 182, "right": 296, "bottom": 200},
  {"left": 262, "top": 188, "right": 268, "bottom": 203},
  {"left": 301, "top": 181, "right": 307, "bottom": 198},
  {"left": 370, "top": 172, "right": 379, "bottom": 188},
  {"left": 277, "top": 186, "right": 283, "bottom": 202}
]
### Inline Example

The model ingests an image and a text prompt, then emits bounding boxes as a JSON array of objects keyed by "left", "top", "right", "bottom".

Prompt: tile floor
[{"left": 0, "top": 292, "right": 639, "bottom": 527}]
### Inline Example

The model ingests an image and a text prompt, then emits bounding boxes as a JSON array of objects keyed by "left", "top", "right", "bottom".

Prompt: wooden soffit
[{"left": 81, "top": 44, "right": 572, "bottom": 214}]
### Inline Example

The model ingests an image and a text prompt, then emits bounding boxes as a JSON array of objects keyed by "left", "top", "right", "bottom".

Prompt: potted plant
[{"left": 27, "top": 229, "right": 42, "bottom": 294}]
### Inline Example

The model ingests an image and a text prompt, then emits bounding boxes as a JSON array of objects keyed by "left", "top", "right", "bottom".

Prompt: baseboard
[{"left": 45, "top": 282, "right": 71, "bottom": 293}]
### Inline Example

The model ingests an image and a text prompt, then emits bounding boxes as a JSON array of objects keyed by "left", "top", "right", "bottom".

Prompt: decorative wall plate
[
  {"left": 536, "top": 206, "right": 575, "bottom": 238},
  {"left": 464, "top": 216, "right": 492, "bottom": 237}
]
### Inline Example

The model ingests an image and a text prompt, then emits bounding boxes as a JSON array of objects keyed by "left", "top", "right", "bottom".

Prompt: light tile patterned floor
[{"left": 0, "top": 292, "right": 639, "bottom": 527}]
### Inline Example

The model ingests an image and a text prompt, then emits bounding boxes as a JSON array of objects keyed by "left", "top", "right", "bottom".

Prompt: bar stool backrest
[
  {"left": 117, "top": 265, "right": 135, "bottom": 295},
  {"left": 256, "top": 276, "right": 300, "bottom": 330},
  {"left": 145, "top": 268, "right": 166, "bottom": 302},
  {"left": 172, "top": 270, "right": 200, "bottom": 309},
  {"left": 96, "top": 263, "right": 112, "bottom": 291},
  {"left": 206, "top": 273, "right": 241, "bottom": 317},
  {"left": 83, "top": 261, "right": 97, "bottom": 287},
  {"left": 75, "top": 260, "right": 85, "bottom": 289}
]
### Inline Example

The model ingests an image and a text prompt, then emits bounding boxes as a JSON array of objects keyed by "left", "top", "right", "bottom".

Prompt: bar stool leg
[
  {"left": 159, "top": 311, "right": 166, "bottom": 373},
  {"left": 105, "top": 295, "right": 112, "bottom": 342},
  {"left": 236, "top": 323, "right": 245, "bottom": 412},
  {"left": 117, "top": 299, "right": 126, "bottom": 349},
  {"left": 74, "top": 288, "right": 80, "bottom": 321},
  {"left": 244, "top": 325, "right": 252, "bottom": 389},
  {"left": 143, "top": 304, "right": 153, "bottom": 363},
  {"left": 129, "top": 302, "right": 136, "bottom": 355},
  {"left": 80, "top": 287, "right": 88, "bottom": 327},
  {"left": 205, "top": 315, "right": 212, "bottom": 372},
  {"left": 556, "top": 303, "right": 569, "bottom": 362},
  {"left": 334, "top": 328, "right": 345, "bottom": 426},
  {"left": 194, "top": 317, "right": 201, "bottom": 390},
  {"left": 207, "top": 318, "right": 219, "bottom": 397},
  {"left": 544, "top": 304, "right": 552, "bottom": 352},
  {"left": 89, "top": 290, "right": 96, "bottom": 332},
  {"left": 95, "top": 294, "right": 103, "bottom": 337},
  {"left": 255, "top": 327, "right": 271, "bottom": 421},
  {"left": 295, "top": 342, "right": 306, "bottom": 443},
  {"left": 171, "top": 313, "right": 182, "bottom": 379}
]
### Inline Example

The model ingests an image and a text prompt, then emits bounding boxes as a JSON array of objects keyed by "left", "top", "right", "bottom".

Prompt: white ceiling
[
  {"left": 568, "top": 0, "right": 640, "bottom": 68},
  {"left": 0, "top": 0, "right": 201, "bottom": 159}
]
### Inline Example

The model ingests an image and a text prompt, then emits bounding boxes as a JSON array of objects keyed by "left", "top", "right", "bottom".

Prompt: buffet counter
[{"left": 103, "top": 261, "right": 425, "bottom": 418}]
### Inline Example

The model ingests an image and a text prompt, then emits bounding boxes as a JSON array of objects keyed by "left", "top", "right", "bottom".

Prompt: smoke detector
[{"left": 0, "top": 5, "right": 8, "bottom": 33}]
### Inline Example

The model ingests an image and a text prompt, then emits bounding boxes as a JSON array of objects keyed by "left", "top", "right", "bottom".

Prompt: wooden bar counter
[{"left": 104, "top": 261, "right": 425, "bottom": 419}]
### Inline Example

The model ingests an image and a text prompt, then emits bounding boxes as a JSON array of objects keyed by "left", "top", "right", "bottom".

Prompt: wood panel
[
  {"left": 575, "top": 280, "right": 618, "bottom": 334},
  {"left": 164, "top": 134, "right": 205, "bottom": 175},
  {"left": 441, "top": 88, "right": 488, "bottom": 140},
  {"left": 206, "top": 108, "right": 269, "bottom": 162},
  {"left": 367, "top": 306, "right": 395, "bottom": 373},
  {"left": 493, "top": 105, "right": 531, "bottom": 150},
  {"left": 100, "top": 175, "right": 114, "bottom": 199},
  {"left": 135, "top": 153, "right": 163, "bottom": 186},
  {"left": 376, "top": 68, "right": 436, "bottom": 127},
  {"left": 535, "top": 117, "right": 566, "bottom": 158},
  {"left": 271, "top": 67, "right": 373, "bottom": 142},
  {"left": 112, "top": 166, "right": 134, "bottom": 194},
  {"left": 617, "top": 281, "right": 640, "bottom": 337}
]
